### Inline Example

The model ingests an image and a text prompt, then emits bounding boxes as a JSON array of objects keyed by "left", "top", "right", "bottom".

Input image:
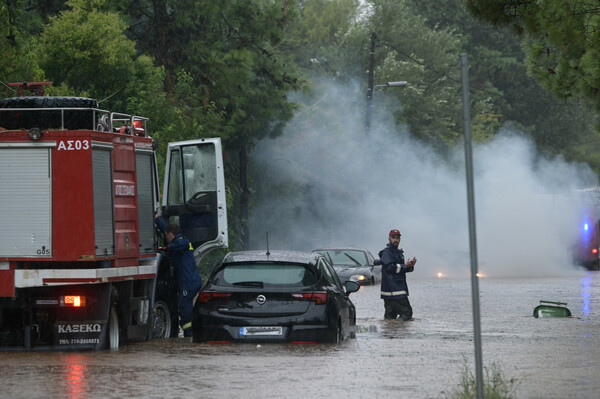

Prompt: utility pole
[
  {"left": 461, "top": 53, "right": 484, "bottom": 399},
  {"left": 365, "top": 32, "right": 376, "bottom": 135}
]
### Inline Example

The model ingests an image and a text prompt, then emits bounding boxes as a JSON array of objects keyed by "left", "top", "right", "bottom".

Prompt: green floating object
[{"left": 533, "top": 300, "right": 572, "bottom": 318}]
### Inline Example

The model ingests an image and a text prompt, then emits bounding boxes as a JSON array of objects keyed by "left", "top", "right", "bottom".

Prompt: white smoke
[{"left": 249, "top": 81, "right": 597, "bottom": 278}]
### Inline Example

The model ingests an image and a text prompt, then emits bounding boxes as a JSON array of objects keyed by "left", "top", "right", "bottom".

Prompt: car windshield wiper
[
  {"left": 232, "top": 281, "right": 264, "bottom": 288},
  {"left": 343, "top": 253, "right": 362, "bottom": 267}
]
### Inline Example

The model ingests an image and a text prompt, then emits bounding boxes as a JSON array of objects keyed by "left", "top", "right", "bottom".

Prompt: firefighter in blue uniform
[
  {"left": 156, "top": 218, "right": 203, "bottom": 337},
  {"left": 379, "top": 229, "right": 417, "bottom": 321}
]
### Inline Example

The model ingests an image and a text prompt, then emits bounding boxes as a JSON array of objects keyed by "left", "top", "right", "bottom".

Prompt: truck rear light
[
  {"left": 61, "top": 295, "right": 86, "bottom": 307},
  {"left": 198, "top": 292, "right": 232, "bottom": 303},
  {"left": 291, "top": 292, "right": 327, "bottom": 305}
]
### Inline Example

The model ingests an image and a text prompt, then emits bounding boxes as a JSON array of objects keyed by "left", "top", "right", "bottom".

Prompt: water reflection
[
  {"left": 0, "top": 276, "right": 598, "bottom": 399},
  {"left": 378, "top": 318, "right": 412, "bottom": 339},
  {"left": 62, "top": 353, "right": 89, "bottom": 398},
  {"left": 580, "top": 275, "right": 592, "bottom": 318}
]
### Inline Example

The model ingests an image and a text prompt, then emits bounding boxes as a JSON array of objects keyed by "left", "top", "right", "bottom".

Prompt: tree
[
  {"left": 111, "top": 0, "right": 305, "bottom": 249},
  {"left": 343, "top": 0, "right": 467, "bottom": 148},
  {"left": 35, "top": 0, "right": 162, "bottom": 112},
  {"left": 411, "top": 0, "right": 600, "bottom": 170},
  {"left": 283, "top": 0, "right": 360, "bottom": 75},
  {"left": 0, "top": 1, "right": 46, "bottom": 92},
  {"left": 466, "top": 0, "right": 600, "bottom": 115}
]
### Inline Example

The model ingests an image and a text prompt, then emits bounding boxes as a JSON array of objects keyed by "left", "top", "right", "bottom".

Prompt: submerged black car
[
  {"left": 192, "top": 250, "right": 360, "bottom": 343},
  {"left": 313, "top": 248, "right": 382, "bottom": 285}
]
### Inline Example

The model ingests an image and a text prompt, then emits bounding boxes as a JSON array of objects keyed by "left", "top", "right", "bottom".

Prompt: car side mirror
[
  {"left": 345, "top": 281, "right": 360, "bottom": 295},
  {"left": 374, "top": 259, "right": 382, "bottom": 265}
]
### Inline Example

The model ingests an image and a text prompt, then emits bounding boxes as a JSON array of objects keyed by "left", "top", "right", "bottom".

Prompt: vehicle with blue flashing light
[
  {"left": 570, "top": 188, "right": 600, "bottom": 271},
  {"left": 572, "top": 206, "right": 600, "bottom": 270}
]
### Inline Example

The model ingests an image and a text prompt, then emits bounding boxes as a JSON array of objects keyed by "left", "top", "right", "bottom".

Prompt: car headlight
[{"left": 350, "top": 274, "right": 367, "bottom": 282}]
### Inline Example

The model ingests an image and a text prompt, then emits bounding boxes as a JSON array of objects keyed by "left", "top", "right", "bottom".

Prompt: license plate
[{"left": 240, "top": 326, "right": 282, "bottom": 336}]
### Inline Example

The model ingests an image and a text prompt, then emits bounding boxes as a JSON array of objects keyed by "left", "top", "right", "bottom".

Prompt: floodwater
[{"left": 0, "top": 272, "right": 598, "bottom": 399}]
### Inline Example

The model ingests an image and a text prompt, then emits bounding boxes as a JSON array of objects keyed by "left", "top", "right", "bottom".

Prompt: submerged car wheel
[{"left": 331, "top": 320, "right": 342, "bottom": 344}]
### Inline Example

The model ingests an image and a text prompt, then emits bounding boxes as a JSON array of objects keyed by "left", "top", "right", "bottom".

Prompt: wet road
[{"left": 0, "top": 272, "right": 598, "bottom": 398}]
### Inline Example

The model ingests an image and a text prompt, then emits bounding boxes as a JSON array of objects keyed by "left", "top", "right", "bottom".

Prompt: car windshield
[
  {"left": 213, "top": 263, "right": 318, "bottom": 287},
  {"left": 318, "top": 250, "right": 368, "bottom": 267}
]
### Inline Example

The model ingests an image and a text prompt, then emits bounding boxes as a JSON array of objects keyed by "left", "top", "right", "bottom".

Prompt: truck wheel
[
  {"left": 152, "top": 301, "right": 172, "bottom": 339},
  {"left": 108, "top": 306, "right": 120, "bottom": 349}
]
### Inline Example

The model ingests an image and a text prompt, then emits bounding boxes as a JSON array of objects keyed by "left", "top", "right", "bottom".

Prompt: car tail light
[
  {"left": 198, "top": 292, "right": 232, "bottom": 303},
  {"left": 60, "top": 296, "right": 86, "bottom": 307},
  {"left": 291, "top": 292, "right": 327, "bottom": 305}
]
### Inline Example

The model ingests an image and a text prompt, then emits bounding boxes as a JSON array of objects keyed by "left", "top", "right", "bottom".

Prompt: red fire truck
[{"left": 0, "top": 82, "right": 228, "bottom": 350}]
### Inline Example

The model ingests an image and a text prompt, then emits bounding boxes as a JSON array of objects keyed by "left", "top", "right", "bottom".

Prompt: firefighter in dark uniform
[
  {"left": 379, "top": 229, "right": 417, "bottom": 320},
  {"left": 156, "top": 218, "right": 203, "bottom": 337}
]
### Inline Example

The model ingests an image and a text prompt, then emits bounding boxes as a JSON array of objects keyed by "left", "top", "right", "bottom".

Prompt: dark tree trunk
[{"left": 239, "top": 143, "right": 250, "bottom": 249}]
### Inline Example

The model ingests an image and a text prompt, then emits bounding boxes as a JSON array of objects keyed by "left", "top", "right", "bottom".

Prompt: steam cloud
[{"left": 249, "top": 81, "right": 597, "bottom": 278}]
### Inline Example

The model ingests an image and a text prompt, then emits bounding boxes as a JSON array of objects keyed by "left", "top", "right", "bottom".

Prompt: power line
[{"left": 0, "top": 80, "right": 18, "bottom": 94}]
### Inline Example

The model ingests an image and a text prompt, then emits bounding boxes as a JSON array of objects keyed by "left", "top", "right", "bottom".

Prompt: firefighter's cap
[{"left": 389, "top": 229, "right": 401, "bottom": 237}]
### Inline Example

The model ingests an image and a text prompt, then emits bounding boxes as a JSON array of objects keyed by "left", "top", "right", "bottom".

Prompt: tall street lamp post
[{"left": 365, "top": 81, "right": 408, "bottom": 134}]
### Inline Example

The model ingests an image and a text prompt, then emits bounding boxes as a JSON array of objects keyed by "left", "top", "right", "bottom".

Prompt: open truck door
[{"left": 161, "top": 138, "right": 228, "bottom": 262}]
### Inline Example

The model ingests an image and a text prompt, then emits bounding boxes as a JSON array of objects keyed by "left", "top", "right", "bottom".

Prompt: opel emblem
[{"left": 256, "top": 295, "right": 266, "bottom": 305}]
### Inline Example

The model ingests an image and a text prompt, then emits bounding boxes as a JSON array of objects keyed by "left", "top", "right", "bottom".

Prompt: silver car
[{"left": 313, "top": 248, "right": 382, "bottom": 285}]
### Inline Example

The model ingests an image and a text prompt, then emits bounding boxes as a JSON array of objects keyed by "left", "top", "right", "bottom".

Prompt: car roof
[
  {"left": 313, "top": 247, "right": 369, "bottom": 253},
  {"left": 222, "top": 250, "right": 323, "bottom": 266}
]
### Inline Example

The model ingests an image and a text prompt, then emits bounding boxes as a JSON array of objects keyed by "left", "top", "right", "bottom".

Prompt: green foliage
[
  {"left": 37, "top": 0, "right": 133, "bottom": 94},
  {"left": 410, "top": 0, "right": 599, "bottom": 164},
  {"left": 0, "top": 1, "right": 45, "bottom": 91},
  {"left": 445, "top": 358, "right": 520, "bottom": 399},
  {"left": 112, "top": 0, "right": 304, "bottom": 142},
  {"left": 3, "top": 0, "right": 600, "bottom": 245},
  {"left": 31, "top": 0, "right": 162, "bottom": 114},
  {"left": 109, "top": 1, "right": 305, "bottom": 247},
  {"left": 354, "top": 0, "right": 466, "bottom": 148},
  {"left": 467, "top": 0, "right": 600, "bottom": 114},
  {"left": 284, "top": 0, "right": 359, "bottom": 75}
]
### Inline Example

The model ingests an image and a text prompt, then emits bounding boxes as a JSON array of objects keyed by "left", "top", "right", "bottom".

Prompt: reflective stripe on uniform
[
  {"left": 381, "top": 290, "right": 407, "bottom": 296},
  {"left": 182, "top": 322, "right": 192, "bottom": 330},
  {"left": 396, "top": 263, "right": 402, "bottom": 273}
]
